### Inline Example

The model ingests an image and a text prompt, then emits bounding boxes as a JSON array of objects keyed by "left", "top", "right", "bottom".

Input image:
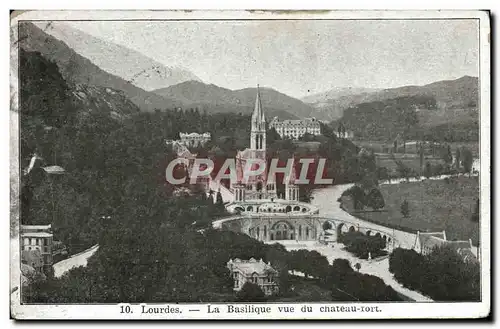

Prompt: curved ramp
[{"left": 53, "top": 244, "right": 99, "bottom": 278}]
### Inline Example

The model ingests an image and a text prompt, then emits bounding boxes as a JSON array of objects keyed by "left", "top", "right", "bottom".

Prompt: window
[{"left": 251, "top": 274, "right": 258, "bottom": 284}]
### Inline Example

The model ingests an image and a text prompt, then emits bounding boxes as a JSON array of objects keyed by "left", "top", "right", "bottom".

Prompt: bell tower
[{"left": 250, "top": 85, "right": 266, "bottom": 152}]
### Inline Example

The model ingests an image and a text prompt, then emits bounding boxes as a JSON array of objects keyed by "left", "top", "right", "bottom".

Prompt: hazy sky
[{"left": 65, "top": 19, "right": 479, "bottom": 97}]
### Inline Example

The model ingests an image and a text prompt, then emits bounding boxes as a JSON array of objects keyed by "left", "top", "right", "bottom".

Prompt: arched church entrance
[{"left": 271, "top": 220, "right": 295, "bottom": 240}]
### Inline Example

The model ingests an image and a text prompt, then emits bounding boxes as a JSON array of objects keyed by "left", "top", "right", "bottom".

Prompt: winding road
[{"left": 296, "top": 173, "right": 478, "bottom": 301}]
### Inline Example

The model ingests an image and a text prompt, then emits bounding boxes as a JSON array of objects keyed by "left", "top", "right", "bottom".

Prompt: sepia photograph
[{"left": 9, "top": 10, "right": 490, "bottom": 320}]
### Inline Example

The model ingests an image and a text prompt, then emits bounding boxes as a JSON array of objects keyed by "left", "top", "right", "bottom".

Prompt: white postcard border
[{"left": 9, "top": 9, "right": 491, "bottom": 320}]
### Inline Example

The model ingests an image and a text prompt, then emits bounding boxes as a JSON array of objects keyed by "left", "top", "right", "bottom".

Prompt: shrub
[
  {"left": 366, "top": 188, "right": 385, "bottom": 210},
  {"left": 389, "top": 246, "right": 480, "bottom": 301},
  {"left": 237, "top": 282, "right": 266, "bottom": 302},
  {"left": 340, "top": 231, "right": 386, "bottom": 259},
  {"left": 400, "top": 200, "right": 410, "bottom": 218},
  {"left": 328, "top": 258, "right": 401, "bottom": 301}
]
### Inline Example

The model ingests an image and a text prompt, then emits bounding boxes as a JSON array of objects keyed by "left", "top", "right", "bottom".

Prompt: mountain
[
  {"left": 18, "top": 22, "right": 179, "bottom": 112},
  {"left": 19, "top": 48, "right": 141, "bottom": 171},
  {"left": 338, "top": 93, "right": 479, "bottom": 142},
  {"left": 71, "top": 84, "right": 140, "bottom": 120},
  {"left": 301, "top": 87, "right": 382, "bottom": 104},
  {"left": 346, "top": 76, "right": 479, "bottom": 110},
  {"left": 301, "top": 87, "right": 382, "bottom": 121},
  {"left": 35, "top": 22, "right": 201, "bottom": 91},
  {"left": 304, "top": 77, "right": 478, "bottom": 122},
  {"left": 152, "top": 80, "right": 315, "bottom": 120}
]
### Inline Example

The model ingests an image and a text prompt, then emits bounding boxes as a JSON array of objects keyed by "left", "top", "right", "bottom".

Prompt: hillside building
[
  {"left": 269, "top": 117, "right": 321, "bottom": 140},
  {"left": 227, "top": 258, "right": 278, "bottom": 295},
  {"left": 415, "top": 230, "right": 477, "bottom": 262},
  {"left": 179, "top": 132, "right": 211, "bottom": 148},
  {"left": 20, "top": 224, "right": 54, "bottom": 268}
]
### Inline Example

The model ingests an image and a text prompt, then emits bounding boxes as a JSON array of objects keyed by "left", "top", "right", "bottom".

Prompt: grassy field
[
  {"left": 375, "top": 153, "right": 443, "bottom": 174},
  {"left": 342, "top": 176, "right": 480, "bottom": 246},
  {"left": 354, "top": 140, "right": 479, "bottom": 158}
]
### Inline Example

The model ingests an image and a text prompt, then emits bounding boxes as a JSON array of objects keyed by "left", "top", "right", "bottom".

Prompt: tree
[
  {"left": 216, "top": 190, "right": 224, "bottom": 206},
  {"left": 424, "top": 162, "right": 432, "bottom": 179},
  {"left": 455, "top": 148, "right": 461, "bottom": 170},
  {"left": 400, "top": 200, "right": 410, "bottom": 218},
  {"left": 442, "top": 145, "right": 453, "bottom": 165},
  {"left": 354, "top": 263, "right": 361, "bottom": 272},
  {"left": 395, "top": 160, "right": 412, "bottom": 181},
  {"left": 337, "top": 122, "right": 344, "bottom": 138},
  {"left": 343, "top": 185, "right": 365, "bottom": 210},
  {"left": 207, "top": 189, "right": 214, "bottom": 204},
  {"left": 461, "top": 147, "right": 474, "bottom": 175},
  {"left": 237, "top": 282, "right": 266, "bottom": 302},
  {"left": 376, "top": 167, "right": 389, "bottom": 181},
  {"left": 390, "top": 246, "right": 480, "bottom": 301},
  {"left": 471, "top": 198, "right": 480, "bottom": 222},
  {"left": 366, "top": 188, "right": 385, "bottom": 210},
  {"left": 419, "top": 143, "right": 425, "bottom": 173}
]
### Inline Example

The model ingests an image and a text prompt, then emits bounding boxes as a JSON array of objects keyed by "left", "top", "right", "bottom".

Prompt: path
[
  {"left": 53, "top": 244, "right": 99, "bottom": 278},
  {"left": 208, "top": 179, "right": 234, "bottom": 203},
  {"left": 269, "top": 239, "right": 433, "bottom": 302}
]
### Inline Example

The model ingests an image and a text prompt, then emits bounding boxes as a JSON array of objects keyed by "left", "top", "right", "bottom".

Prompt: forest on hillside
[
  {"left": 337, "top": 95, "right": 478, "bottom": 142},
  {"left": 18, "top": 50, "right": 393, "bottom": 303}
]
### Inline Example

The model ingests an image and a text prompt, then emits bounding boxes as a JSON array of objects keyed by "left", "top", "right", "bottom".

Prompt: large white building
[
  {"left": 166, "top": 132, "right": 211, "bottom": 150},
  {"left": 269, "top": 117, "right": 321, "bottom": 140},
  {"left": 179, "top": 132, "right": 211, "bottom": 148}
]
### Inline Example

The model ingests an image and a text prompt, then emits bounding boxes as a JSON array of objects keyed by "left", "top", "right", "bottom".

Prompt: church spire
[
  {"left": 252, "top": 84, "right": 265, "bottom": 125},
  {"left": 250, "top": 85, "right": 266, "bottom": 151}
]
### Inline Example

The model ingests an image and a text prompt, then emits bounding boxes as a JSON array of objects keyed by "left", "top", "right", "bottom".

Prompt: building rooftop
[
  {"left": 418, "top": 231, "right": 474, "bottom": 258},
  {"left": 43, "top": 165, "right": 65, "bottom": 174},
  {"left": 21, "top": 224, "right": 52, "bottom": 231},
  {"left": 270, "top": 119, "right": 320, "bottom": 127},
  {"left": 227, "top": 258, "right": 277, "bottom": 276},
  {"left": 21, "top": 232, "right": 53, "bottom": 238},
  {"left": 418, "top": 231, "right": 446, "bottom": 248}
]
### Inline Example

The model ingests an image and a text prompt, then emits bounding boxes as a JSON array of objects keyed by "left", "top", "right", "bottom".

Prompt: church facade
[{"left": 232, "top": 87, "right": 299, "bottom": 203}]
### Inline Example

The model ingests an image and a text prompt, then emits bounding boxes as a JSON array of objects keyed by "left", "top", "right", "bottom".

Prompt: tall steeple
[{"left": 250, "top": 85, "right": 266, "bottom": 151}]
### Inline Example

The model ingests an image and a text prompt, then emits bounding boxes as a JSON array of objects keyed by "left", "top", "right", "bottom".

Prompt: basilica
[{"left": 231, "top": 86, "right": 299, "bottom": 203}]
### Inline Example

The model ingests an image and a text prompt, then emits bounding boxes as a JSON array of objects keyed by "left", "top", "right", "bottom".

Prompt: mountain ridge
[
  {"left": 19, "top": 22, "right": 179, "bottom": 112},
  {"left": 35, "top": 22, "right": 202, "bottom": 91},
  {"left": 304, "top": 76, "right": 479, "bottom": 122},
  {"left": 152, "top": 80, "right": 315, "bottom": 120}
]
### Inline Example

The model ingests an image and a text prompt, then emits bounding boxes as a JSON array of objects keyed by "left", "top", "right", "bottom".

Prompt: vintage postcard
[{"left": 10, "top": 10, "right": 490, "bottom": 320}]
